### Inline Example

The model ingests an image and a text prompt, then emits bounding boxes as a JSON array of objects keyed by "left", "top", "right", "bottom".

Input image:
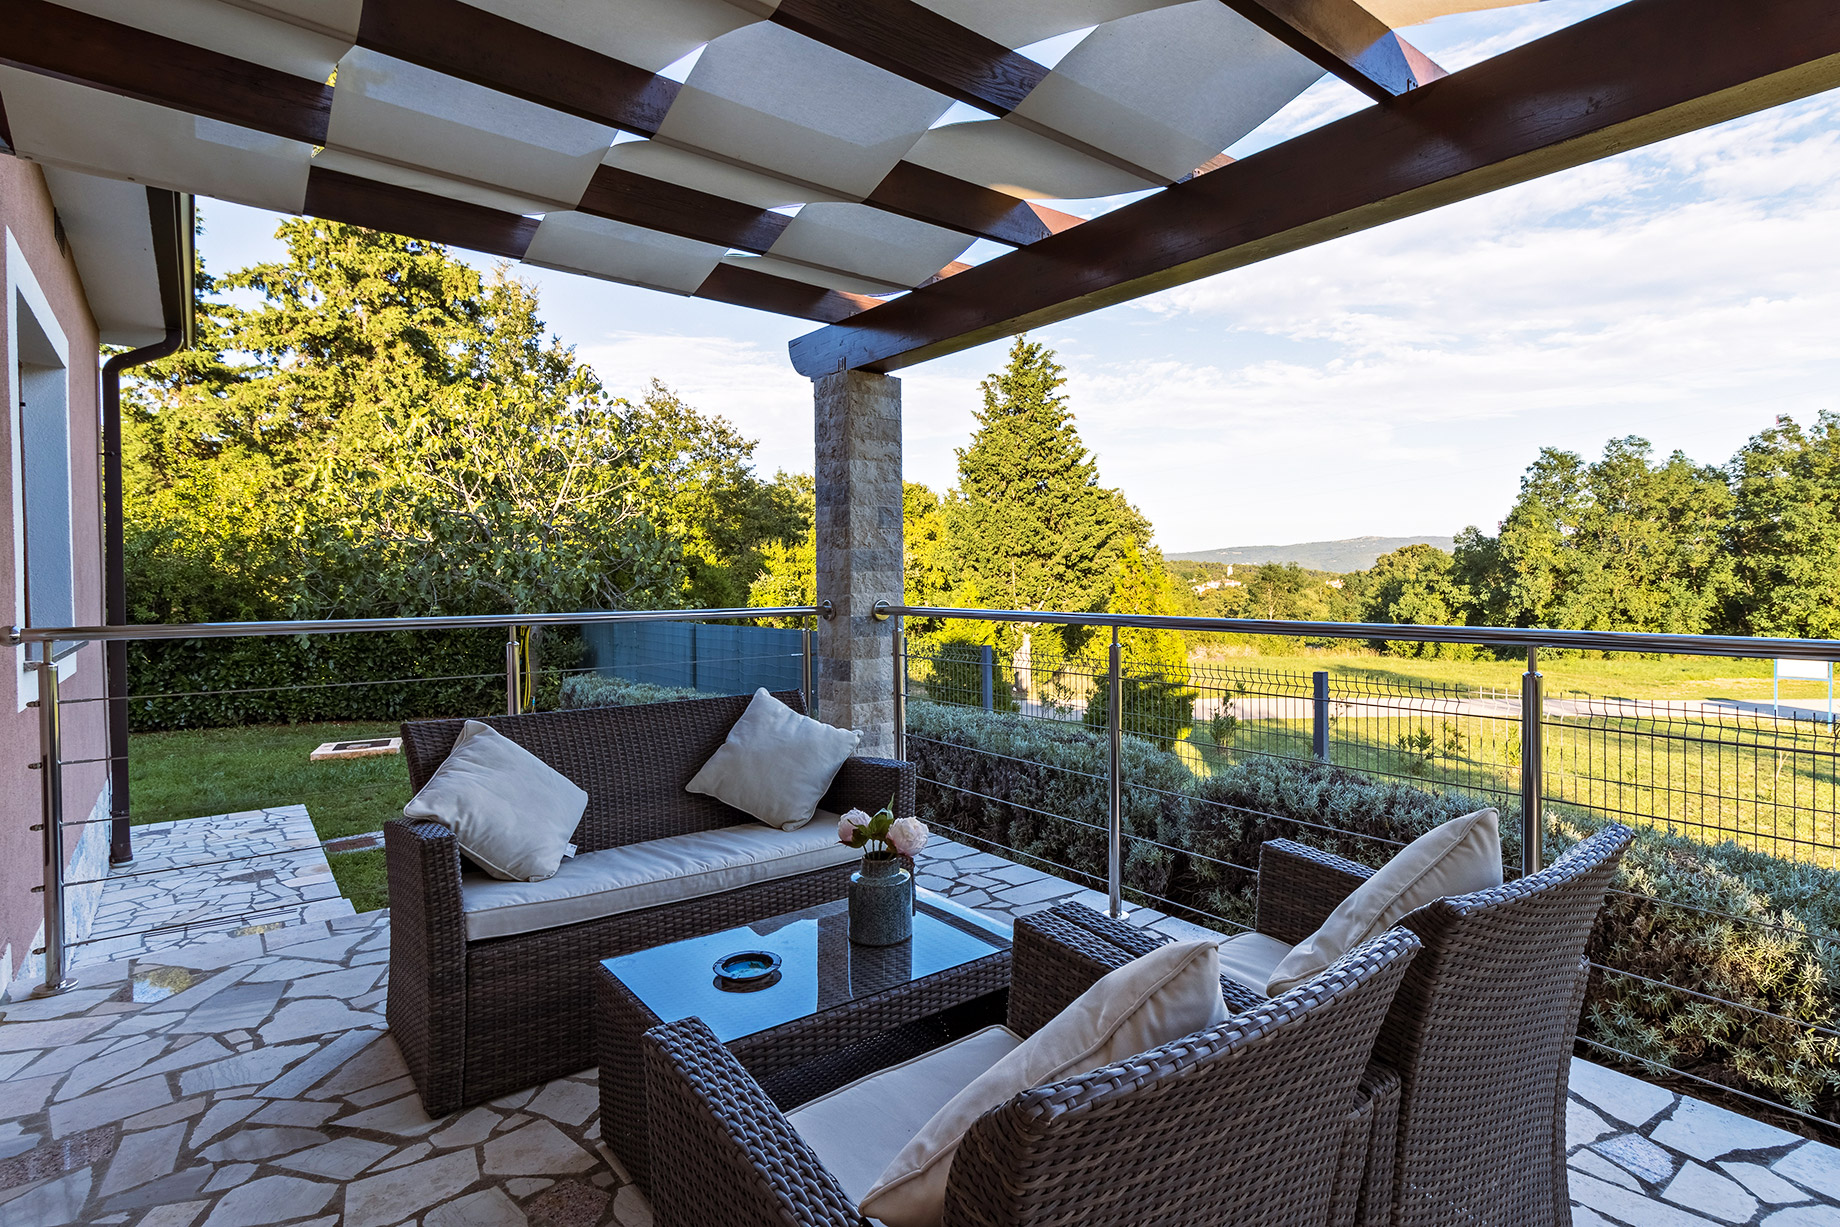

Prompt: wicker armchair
[
  {"left": 1249, "top": 823, "right": 1635, "bottom": 1227},
  {"left": 639, "top": 904, "right": 1422, "bottom": 1227},
  {"left": 386, "top": 690, "right": 911, "bottom": 1115}
]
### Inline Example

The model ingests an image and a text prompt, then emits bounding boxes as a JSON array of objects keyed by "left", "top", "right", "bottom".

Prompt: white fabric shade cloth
[{"left": 4, "top": 0, "right": 1541, "bottom": 316}]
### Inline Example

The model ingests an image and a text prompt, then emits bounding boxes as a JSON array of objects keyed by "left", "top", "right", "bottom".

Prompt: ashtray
[{"left": 713, "top": 949, "right": 782, "bottom": 992}]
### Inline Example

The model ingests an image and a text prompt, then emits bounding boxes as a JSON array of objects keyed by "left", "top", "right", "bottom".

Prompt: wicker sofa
[{"left": 386, "top": 689, "right": 913, "bottom": 1116}]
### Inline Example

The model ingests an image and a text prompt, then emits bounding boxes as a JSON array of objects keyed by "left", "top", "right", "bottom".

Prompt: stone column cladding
[{"left": 813, "top": 369, "right": 901, "bottom": 755}]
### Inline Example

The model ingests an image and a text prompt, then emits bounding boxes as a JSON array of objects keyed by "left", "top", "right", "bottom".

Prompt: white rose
[
  {"left": 888, "top": 816, "right": 930, "bottom": 858},
  {"left": 837, "top": 809, "right": 871, "bottom": 845}
]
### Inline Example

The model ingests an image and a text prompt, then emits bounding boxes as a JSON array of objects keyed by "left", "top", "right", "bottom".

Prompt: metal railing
[
  {"left": 14, "top": 605, "right": 824, "bottom": 997},
  {"left": 878, "top": 600, "right": 1840, "bottom": 1131}
]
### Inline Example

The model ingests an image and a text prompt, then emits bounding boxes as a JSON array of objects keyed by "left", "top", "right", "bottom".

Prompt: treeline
[{"left": 1162, "top": 422, "right": 1840, "bottom": 653}]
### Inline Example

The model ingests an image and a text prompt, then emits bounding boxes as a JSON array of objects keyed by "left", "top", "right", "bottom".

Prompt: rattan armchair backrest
[
  {"left": 1379, "top": 822, "right": 1634, "bottom": 1227},
  {"left": 401, "top": 689, "right": 805, "bottom": 852},
  {"left": 943, "top": 928, "right": 1424, "bottom": 1227}
]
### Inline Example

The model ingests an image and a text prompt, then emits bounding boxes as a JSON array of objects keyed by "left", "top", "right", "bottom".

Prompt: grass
[
  {"left": 1188, "top": 648, "right": 1835, "bottom": 703},
  {"left": 129, "top": 720, "right": 413, "bottom": 913}
]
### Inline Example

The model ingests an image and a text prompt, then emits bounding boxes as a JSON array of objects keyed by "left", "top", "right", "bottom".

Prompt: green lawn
[
  {"left": 129, "top": 720, "right": 412, "bottom": 912},
  {"left": 1189, "top": 649, "right": 1833, "bottom": 703}
]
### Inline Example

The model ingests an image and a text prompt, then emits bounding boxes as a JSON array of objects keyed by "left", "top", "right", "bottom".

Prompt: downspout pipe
[{"left": 103, "top": 190, "right": 193, "bottom": 865}]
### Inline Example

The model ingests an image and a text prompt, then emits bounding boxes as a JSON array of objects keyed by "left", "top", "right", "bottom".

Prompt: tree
[
  {"left": 1346, "top": 544, "right": 1472, "bottom": 656},
  {"left": 1726, "top": 412, "right": 1840, "bottom": 638},
  {"left": 1453, "top": 436, "right": 1734, "bottom": 636},
  {"left": 943, "top": 338, "right": 1149, "bottom": 660}
]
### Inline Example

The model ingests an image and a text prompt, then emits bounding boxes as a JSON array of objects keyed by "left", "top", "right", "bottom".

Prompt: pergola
[{"left": 2, "top": 0, "right": 1836, "bottom": 746}]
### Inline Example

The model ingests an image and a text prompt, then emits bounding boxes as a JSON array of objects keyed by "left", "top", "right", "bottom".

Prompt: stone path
[
  {"left": 73, "top": 808, "right": 352, "bottom": 969},
  {"left": 0, "top": 833, "right": 1832, "bottom": 1226}
]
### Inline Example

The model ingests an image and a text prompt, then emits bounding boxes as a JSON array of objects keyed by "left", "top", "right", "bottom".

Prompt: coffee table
[{"left": 594, "top": 889, "right": 1012, "bottom": 1192}]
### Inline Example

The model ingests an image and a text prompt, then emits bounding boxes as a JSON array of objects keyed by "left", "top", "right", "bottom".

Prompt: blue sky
[{"left": 196, "top": 0, "right": 1840, "bottom": 555}]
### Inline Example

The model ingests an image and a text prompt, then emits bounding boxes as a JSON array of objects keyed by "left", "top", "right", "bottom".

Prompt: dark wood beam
[
  {"left": 1218, "top": 0, "right": 1444, "bottom": 102},
  {"left": 789, "top": 0, "right": 1840, "bottom": 376},
  {"left": 302, "top": 167, "right": 868, "bottom": 321},
  {"left": 579, "top": 165, "right": 791, "bottom": 252},
  {"left": 304, "top": 167, "right": 541, "bottom": 259},
  {"left": 866, "top": 162, "right": 1080, "bottom": 247},
  {"left": 0, "top": 0, "right": 332, "bottom": 145},
  {"left": 355, "top": 0, "right": 678, "bottom": 136},
  {"left": 770, "top": 0, "right": 1046, "bottom": 114},
  {"left": 695, "top": 263, "right": 878, "bottom": 323}
]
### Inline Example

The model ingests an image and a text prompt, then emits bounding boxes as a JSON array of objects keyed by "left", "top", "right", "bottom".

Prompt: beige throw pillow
[
  {"left": 685, "top": 688, "right": 861, "bottom": 830},
  {"left": 1266, "top": 807, "right": 1501, "bottom": 996},
  {"left": 402, "top": 720, "right": 588, "bottom": 882},
  {"left": 859, "top": 939, "right": 1226, "bottom": 1227}
]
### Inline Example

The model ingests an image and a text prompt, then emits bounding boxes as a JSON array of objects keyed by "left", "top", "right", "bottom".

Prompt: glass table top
[{"left": 602, "top": 890, "right": 1011, "bottom": 1044}]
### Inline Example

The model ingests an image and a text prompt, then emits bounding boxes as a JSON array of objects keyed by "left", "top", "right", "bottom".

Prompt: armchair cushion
[
  {"left": 1217, "top": 931, "right": 1294, "bottom": 991},
  {"left": 786, "top": 1025, "right": 1023, "bottom": 1205},
  {"left": 401, "top": 720, "right": 588, "bottom": 881},
  {"left": 685, "top": 688, "right": 861, "bottom": 830},
  {"left": 861, "top": 939, "right": 1225, "bottom": 1227},
  {"left": 1268, "top": 807, "right": 1501, "bottom": 995}
]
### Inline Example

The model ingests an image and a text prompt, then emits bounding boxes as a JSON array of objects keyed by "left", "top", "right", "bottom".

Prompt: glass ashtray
[{"left": 713, "top": 949, "right": 783, "bottom": 992}]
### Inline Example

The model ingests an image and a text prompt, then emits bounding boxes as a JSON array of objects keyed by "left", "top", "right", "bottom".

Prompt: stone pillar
[{"left": 813, "top": 369, "right": 902, "bottom": 754}]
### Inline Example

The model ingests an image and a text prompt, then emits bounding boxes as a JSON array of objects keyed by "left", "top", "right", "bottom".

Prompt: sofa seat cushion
[
  {"left": 1217, "top": 931, "right": 1293, "bottom": 993},
  {"left": 459, "top": 819, "right": 858, "bottom": 942},
  {"left": 787, "top": 1026, "right": 1023, "bottom": 1208}
]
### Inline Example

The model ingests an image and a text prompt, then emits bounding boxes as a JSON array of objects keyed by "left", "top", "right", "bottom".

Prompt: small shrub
[{"left": 559, "top": 674, "right": 705, "bottom": 709}]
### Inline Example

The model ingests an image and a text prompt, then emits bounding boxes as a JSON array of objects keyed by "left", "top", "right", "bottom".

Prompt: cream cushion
[
  {"left": 788, "top": 1026, "right": 1023, "bottom": 1205},
  {"left": 1217, "top": 931, "right": 1294, "bottom": 991},
  {"left": 402, "top": 720, "right": 587, "bottom": 882},
  {"left": 859, "top": 939, "right": 1226, "bottom": 1227},
  {"left": 1267, "top": 807, "right": 1502, "bottom": 996},
  {"left": 685, "top": 688, "right": 861, "bottom": 830},
  {"left": 458, "top": 819, "right": 859, "bottom": 941}
]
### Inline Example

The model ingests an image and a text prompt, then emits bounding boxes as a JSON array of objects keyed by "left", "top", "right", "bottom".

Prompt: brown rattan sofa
[
  {"left": 386, "top": 689, "right": 912, "bottom": 1116},
  {"left": 639, "top": 902, "right": 1423, "bottom": 1227},
  {"left": 1239, "top": 823, "right": 1635, "bottom": 1227}
]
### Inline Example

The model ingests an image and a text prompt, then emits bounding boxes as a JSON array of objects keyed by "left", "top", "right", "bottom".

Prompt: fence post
[
  {"left": 1520, "top": 646, "right": 1544, "bottom": 878},
  {"left": 34, "top": 660, "right": 75, "bottom": 997},
  {"left": 892, "top": 620, "right": 907, "bottom": 762},
  {"left": 1107, "top": 627, "right": 1126, "bottom": 919},
  {"left": 980, "top": 645, "right": 993, "bottom": 711},
  {"left": 505, "top": 628, "right": 522, "bottom": 716},
  {"left": 802, "top": 625, "right": 816, "bottom": 719},
  {"left": 1311, "top": 670, "right": 1330, "bottom": 761}
]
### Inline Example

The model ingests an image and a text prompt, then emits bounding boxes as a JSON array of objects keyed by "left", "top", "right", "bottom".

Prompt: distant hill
[{"left": 1170, "top": 535, "right": 1455, "bottom": 573}]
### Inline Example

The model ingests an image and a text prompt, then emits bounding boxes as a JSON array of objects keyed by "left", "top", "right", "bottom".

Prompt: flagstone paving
[{"left": 0, "top": 832, "right": 1834, "bottom": 1225}]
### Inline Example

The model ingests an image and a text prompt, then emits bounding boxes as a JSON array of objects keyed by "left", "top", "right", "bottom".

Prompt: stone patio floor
[{"left": 1, "top": 830, "right": 1837, "bottom": 1226}]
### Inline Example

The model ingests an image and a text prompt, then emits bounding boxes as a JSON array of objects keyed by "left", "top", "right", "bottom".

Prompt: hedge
[{"left": 905, "top": 699, "right": 1840, "bottom": 1124}]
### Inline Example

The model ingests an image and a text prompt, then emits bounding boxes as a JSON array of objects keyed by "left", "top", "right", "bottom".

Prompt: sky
[{"left": 194, "top": 0, "right": 1840, "bottom": 556}]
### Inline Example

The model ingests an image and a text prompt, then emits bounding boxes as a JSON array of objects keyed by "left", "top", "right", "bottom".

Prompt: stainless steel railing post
[
  {"left": 505, "top": 628, "right": 522, "bottom": 716},
  {"left": 1107, "top": 627, "right": 1125, "bottom": 919},
  {"left": 34, "top": 659, "right": 75, "bottom": 997},
  {"left": 1520, "top": 645, "right": 1545, "bottom": 879},
  {"left": 892, "top": 620, "right": 907, "bottom": 762},
  {"left": 802, "top": 624, "right": 816, "bottom": 719}
]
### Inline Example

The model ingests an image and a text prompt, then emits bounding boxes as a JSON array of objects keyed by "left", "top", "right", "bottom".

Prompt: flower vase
[{"left": 849, "top": 854, "right": 913, "bottom": 946}]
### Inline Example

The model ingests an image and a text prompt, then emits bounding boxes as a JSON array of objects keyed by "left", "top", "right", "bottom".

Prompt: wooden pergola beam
[
  {"left": 1219, "top": 0, "right": 1444, "bottom": 102},
  {"left": 0, "top": 0, "right": 332, "bottom": 145},
  {"left": 769, "top": 0, "right": 1047, "bottom": 115},
  {"left": 789, "top": 0, "right": 1840, "bottom": 376}
]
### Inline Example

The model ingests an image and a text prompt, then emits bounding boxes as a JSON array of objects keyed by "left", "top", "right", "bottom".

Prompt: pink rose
[
  {"left": 837, "top": 809, "right": 871, "bottom": 845},
  {"left": 888, "top": 816, "right": 930, "bottom": 858}
]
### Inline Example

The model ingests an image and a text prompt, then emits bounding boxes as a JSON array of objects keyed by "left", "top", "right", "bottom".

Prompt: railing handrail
[
  {"left": 877, "top": 602, "right": 1840, "bottom": 661},
  {"left": 8, "top": 605, "right": 825, "bottom": 645}
]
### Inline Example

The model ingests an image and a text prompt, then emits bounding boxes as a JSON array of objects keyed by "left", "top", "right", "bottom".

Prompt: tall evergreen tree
[{"left": 943, "top": 338, "right": 1145, "bottom": 658}]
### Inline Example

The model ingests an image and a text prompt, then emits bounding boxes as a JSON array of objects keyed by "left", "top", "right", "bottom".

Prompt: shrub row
[{"left": 905, "top": 699, "right": 1840, "bottom": 1123}]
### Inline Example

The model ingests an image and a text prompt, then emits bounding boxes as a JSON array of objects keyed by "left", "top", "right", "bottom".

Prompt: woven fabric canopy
[
  {"left": 0, "top": 0, "right": 1469, "bottom": 309},
  {"left": 0, "top": 0, "right": 1835, "bottom": 367}
]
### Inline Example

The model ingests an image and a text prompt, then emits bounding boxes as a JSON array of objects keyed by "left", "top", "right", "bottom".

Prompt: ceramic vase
[{"left": 849, "top": 854, "right": 913, "bottom": 945}]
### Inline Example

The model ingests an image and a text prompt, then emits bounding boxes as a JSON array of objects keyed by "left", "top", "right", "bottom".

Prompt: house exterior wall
[{"left": 0, "top": 154, "right": 110, "bottom": 995}]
